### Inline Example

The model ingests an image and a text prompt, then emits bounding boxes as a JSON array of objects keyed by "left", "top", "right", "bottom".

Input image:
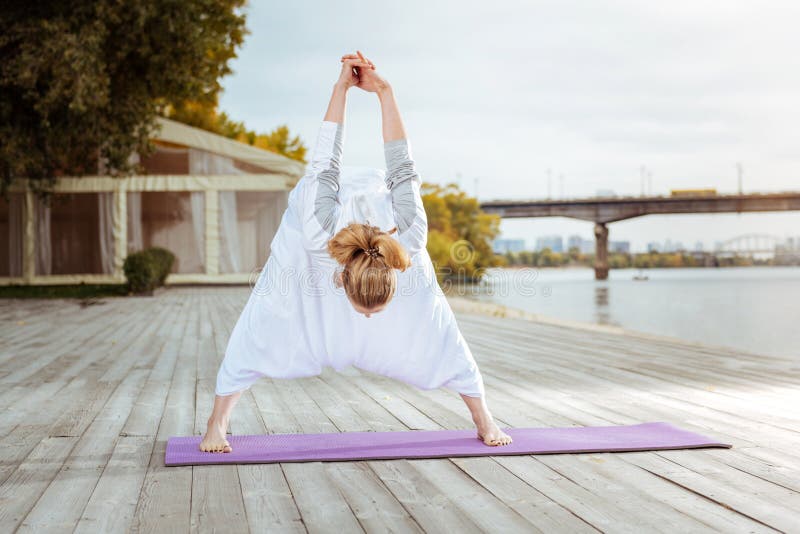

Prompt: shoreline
[
  {"left": 484, "top": 264, "right": 800, "bottom": 271},
  {"left": 445, "top": 293, "right": 790, "bottom": 363}
]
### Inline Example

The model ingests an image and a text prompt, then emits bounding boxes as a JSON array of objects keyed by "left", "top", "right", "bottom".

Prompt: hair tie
[{"left": 364, "top": 247, "right": 380, "bottom": 259}]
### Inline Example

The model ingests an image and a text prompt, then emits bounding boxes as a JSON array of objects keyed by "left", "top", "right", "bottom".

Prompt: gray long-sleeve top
[{"left": 305, "top": 121, "right": 427, "bottom": 255}]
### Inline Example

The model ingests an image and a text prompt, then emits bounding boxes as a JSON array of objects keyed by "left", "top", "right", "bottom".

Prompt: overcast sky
[{"left": 219, "top": 1, "right": 800, "bottom": 251}]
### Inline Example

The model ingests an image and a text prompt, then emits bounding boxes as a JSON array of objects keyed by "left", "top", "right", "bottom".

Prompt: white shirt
[{"left": 215, "top": 121, "right": 485, "bottom": 398}]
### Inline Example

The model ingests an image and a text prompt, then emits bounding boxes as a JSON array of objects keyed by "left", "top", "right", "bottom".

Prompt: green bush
[
  {"left": 123, "top": 252, "right": 157, "bottom": 294},
  {"left": 123, "top": 247, "right": 176, "bottom": 295},
  {"left": 146, "top": 247, "right": 176, "bottom": 285}
]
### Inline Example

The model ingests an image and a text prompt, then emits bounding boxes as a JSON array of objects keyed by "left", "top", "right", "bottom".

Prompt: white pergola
[{"left": 2, "top": 118, "right": 305, "bottom": 285}]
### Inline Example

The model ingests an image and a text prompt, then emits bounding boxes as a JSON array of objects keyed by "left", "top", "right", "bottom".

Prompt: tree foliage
[
  {"left": 165, "top": 100, "right": 308, "bottom": 163},
  {"left": 0, "top": 0, "right": 247, "bottom": 194},
  {"left": 421, "top": 183, "right": 503, "bottom": 281},
  {"left": 503, "top": 249, "right": 765, "bottom": 269}
]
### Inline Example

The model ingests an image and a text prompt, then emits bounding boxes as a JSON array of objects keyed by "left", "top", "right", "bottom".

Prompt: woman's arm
[
  {"left": 303, "top": 58, "right": 371, "bottom": 248},
  {"left": 348, "top": 52, "right": 428, "bottom": 254},
  {"left": 377, "top": 84, "right": 407, "bottom": 142},
  {"left": 310, "top": 85, "right": 346, "bottom": 236},
  {"left": 323, "top": 81, "right": 348, "bottom": 123},
  {"left": 383, "top": 129, "right": 428, "bottom": 256}
]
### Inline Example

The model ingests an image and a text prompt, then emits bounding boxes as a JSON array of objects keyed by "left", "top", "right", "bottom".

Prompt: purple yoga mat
[{"left": 165, "top": 422, "right": 730, "bottom": 466}]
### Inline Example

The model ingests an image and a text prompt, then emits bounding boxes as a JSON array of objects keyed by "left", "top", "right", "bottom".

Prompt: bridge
[
  {"left": 718, "top": 234, "right": 783, "bottom": 255},
  {"left": 480, "top": 191, "right": 800, "bottom": 279}
]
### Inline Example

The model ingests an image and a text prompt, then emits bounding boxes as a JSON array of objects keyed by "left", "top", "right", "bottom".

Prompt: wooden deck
[{"left": 0, "top": 286, "right": 798, "bottom": 533}]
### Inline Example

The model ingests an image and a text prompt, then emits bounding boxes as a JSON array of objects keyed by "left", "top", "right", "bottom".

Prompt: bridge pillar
[{"left": 594, "top": 222, "right": 609, "bottom": 280}]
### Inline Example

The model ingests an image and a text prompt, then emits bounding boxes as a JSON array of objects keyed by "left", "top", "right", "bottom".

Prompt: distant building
[
  {"left": 663, "top": 239, "right": 685, "bottom": 253},
  {"left": 493, "top": 238, "right": 526, "bottom": 254},
  {"left": 535, "top": 235, "right": 563, "bottom": 253},
  {"left": 609, "top": 241, "right": 631, "bottom": 254},
  {"left": 694, "top": 241, "right": 704, "bottom": 252},
  {"left": 647, "top": 241, "right": 660, "bottom": 253},
  {"left": 568, "top": 234, "right": 595, "bottom": 254}
]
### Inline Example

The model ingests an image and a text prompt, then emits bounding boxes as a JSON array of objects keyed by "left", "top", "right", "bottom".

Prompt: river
[{"left": 464, "top": 266, "right": 800, "bottom": 359}]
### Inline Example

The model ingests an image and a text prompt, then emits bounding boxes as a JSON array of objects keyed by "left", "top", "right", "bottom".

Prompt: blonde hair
[{"left": 327, "top": 223, "right": 412, "bottom": 311}]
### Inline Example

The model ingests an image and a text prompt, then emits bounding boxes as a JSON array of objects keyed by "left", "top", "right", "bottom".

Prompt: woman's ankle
[
  {"left": 207, "top": 416, "right": 229, "bottom": 430},
  {"left": 471, "top": 409, "right": 493, "bottom": 426}
]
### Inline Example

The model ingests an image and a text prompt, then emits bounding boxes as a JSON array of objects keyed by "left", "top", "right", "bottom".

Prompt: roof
[{"left": 154, "top": 117, "right": 305, "bottom": 178}]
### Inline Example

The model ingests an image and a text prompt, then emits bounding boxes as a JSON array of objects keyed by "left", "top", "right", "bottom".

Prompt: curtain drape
[
  {"left": 34, "top": 198, "right": 51, "bottom": 275},
  {"left": 189, "top": 148, "right": 240, "bottom": 175},
  {"left": 97, "top": 192, "right": 115, "bottom": 274},
  {"left": 189, "top": 148, "right": 245, "bottom": 273},
  {"left": 8, "top": 194, "right": 23, "bottom": 277},
  {"left": 127, "top": 192, "right": 144, "bottom": 253},
  {"left": 218, "top": 191, "right": 242, "bottom": 273},
  {"left": 190, "top": 191, "right": 205, "bottom": 267}
]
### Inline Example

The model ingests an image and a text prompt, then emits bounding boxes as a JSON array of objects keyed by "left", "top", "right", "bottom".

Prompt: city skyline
[
  {"left": 496, "top": 232, "right": 800, "bottom": 254},
  {"left": 219, "top": 1, "right": 800, "bottom": 251}
]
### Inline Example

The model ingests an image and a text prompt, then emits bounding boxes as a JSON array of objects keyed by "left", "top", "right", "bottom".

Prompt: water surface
[{"left": 466, "top": 266, "right": 800, "bottom": 359}]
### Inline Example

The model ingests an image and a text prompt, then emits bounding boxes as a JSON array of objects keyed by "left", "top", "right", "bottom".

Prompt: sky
[{"left": 219, "top": 0, "right": 800, "bottom": 252}]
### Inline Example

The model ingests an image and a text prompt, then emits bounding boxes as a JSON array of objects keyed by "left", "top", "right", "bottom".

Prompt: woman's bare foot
[
  {"left": 475, "top": 418, "right": 513, "bottom": 446},
  {"left": 459, "top": 393, "right": 513, "bottom": 446},
  {"left": 199, "top": 418, "right": 232, "bottom": 453},
  {"left": 199, "top": 392, "right": 242, "bottom": 453}
]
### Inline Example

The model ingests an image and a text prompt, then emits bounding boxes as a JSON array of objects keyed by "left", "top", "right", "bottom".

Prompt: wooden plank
[
  {"left": 450, "top": 456, "right": 599, "bottom": 533},
  {"left": 316, "top": 371, "right": 485, "bottom": 532},
  {"left": 18, "top": 368, "right": 151, "bottom": 533},
  {"left": 296, "top": 377, "right": 425, "bottom": 533},
  {"left": 130, "top": 291, "right": 199, "bottom": 533},
  {"left": 627, "top": 452, "right": 795, "bottom": 532},
  {"left": 2, "top": 286, "right": 799, "bottom": 532},
  {"left": 237, "top": 464, "right": 305, "bottom": 533},
  {"left": 334, "top": 373, "right": 553, "bottom": 532},
  {"left": 0, "top": 437, "right": 79, "bottom": 532},
  {"left": 388, "top": 327, "right": 779, "bottom": 533},
  {"left": 74, "top": 436, "right": 153, "bottom": 533},
  {"left": 0, "top": 298, "right": 166, "bottom": 487},
  {"left": 190, "top": 293, "right": 250, "bottom": 534},
  {"left": 253, "top": 378, "right": 363, "bottom": 533},
  {"left": 75, "top": 296, "right": 190, "bottom": 533},
  {"left": 207, "top": 289, "right": 302, "bottom": 532}
]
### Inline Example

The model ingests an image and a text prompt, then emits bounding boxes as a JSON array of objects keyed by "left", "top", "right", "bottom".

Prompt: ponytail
[{"left": 327, "top": 223, "right": 411, "bottom": 311}]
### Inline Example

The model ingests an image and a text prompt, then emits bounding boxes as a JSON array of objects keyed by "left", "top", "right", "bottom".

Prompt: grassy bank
[{"left": 0, "top": 284, "right": 129, "bottom": 299}]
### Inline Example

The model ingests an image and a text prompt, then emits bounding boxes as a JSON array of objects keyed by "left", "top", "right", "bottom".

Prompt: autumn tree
[
  {"left": 421, "top": 182, "right": 503, "bottom": 281},
  {"left": 0, "top": 0, "right": 247, "bottom": 194},
  {"left": 165, "top": 100, "right": 307, "bottom": 163}
]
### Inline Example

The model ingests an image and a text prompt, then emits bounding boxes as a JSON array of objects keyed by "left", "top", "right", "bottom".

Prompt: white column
[
  {"left": 205, "top": 189, "right": 219, "bottom": 276},
  {"left": 113, "top": 181, "right": 127, "bottom": 281},
  {"left": 23, "top": 191, "right": 35, "bottom": 283}
]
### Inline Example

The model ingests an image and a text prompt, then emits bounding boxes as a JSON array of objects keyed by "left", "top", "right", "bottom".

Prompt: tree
[
  {"left": 421, "top": 182, "right": 503, "bottom": 281},
  {"left": 0, "top": 0, "right": 247, "bottom": 194},
  {"left": 165, "top": 100, "right": 308, "bottom": 163},
  {"left": 246, "top": 125, "right": 307, "bottom": 163},
  {"left": 164, "top": 100, "right": 248, "bottom": 140}
]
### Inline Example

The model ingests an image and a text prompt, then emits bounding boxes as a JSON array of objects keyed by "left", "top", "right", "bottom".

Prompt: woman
[{"left": 201, "top": 51, "right": 512, "bottom": 452}]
